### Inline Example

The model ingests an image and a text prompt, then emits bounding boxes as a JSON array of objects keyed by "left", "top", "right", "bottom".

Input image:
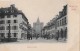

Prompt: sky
[{"left": 0, "top": 0, "right": 67, "bottom": 27}]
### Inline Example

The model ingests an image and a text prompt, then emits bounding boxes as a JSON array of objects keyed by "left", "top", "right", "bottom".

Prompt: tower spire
[{"left": 37, "top": 17, "right": 40, "bottom": 23}]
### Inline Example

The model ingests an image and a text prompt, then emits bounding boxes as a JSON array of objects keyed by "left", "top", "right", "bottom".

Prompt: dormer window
[
  {"left": 0, "top": 15, "right": 5, "bottom": 18},
  {"left": 5, "top": 11, "right": 6, "bottom": 13},
  {"left": 7, "top": 15, "right": 11, "bottom": 18},
  {"left": 11, "top": 11, "right": 13, "bottom": 13},
  {"left": 7, "top": 11, "right": 9, "bottom": 13},
  {"left": 13, "top": 14, "right": 17, "bottom": 17}
]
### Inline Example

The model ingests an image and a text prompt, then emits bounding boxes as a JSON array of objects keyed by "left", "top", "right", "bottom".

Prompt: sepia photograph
[
  {"left": 0, "top": 0, "right": 68, "bottom": 44},
  {"left": 0, "top": 0, "right": 79, "bottom": 51}
]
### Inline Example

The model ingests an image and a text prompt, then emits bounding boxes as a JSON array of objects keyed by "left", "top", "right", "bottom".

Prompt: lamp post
[{"left": 7, "top": 24, "right": 11, "bottom": 42}]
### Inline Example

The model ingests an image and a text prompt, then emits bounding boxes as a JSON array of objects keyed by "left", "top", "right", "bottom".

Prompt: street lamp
[{"left": 7, "top": 24, "right": 11, "bottom": 42}]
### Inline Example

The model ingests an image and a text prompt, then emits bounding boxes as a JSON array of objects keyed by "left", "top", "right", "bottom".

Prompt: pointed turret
[{"left": 37, "top": 17, "right": 40, "bottom": 23}]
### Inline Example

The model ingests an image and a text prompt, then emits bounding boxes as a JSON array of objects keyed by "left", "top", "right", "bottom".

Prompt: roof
[{"left": 0, "top": 4, "right": 29, "bottom": 24}]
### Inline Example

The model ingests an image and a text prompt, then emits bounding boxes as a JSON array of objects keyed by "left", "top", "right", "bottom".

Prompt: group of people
[
  {"left": 27, "top": 34, "right": 55, "bottom": 40},
  {"left": 27, "top": 34, "right": 32, "bottom": 40}
]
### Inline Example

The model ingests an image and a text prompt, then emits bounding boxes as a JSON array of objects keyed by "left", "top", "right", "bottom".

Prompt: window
[
  {"left": 0, "top": 15, "right": 5, "bottom": 19},
  {"left": 7, "top": 15, "right": 11, "bottom": 18},
  {"left": 14, "top": 26, "right": 17, "bottom": 30},
  {"left": 64, "top": 27, "right": 67, "bottom": 38},
  {"left": 5, "top": 11, "right": 7, "bottom": 13},
  {"left": 12, "top": 26, "right": 18, "bottom": 30},
  {"left": 62, "top": 19, "right": 64, "bottom": 25},
  {"left": 57, "top": 21, "right": 59, "bottom": 27},
  {"left": 64, "top": 17, "right": 67, "bottom": 24},
  {"left": 7, "top": 20, "right": 11, "bottom": 23},
  {"left": 0, "top": 33, "right": 5, "bottom": 37},
  {"left": 13, "top": 15, "right": 17, "bottom": 17},
  {"left": 13, "top": 33, "right": 17, "bottom": 37},
  {"left": 60, "top": 20, "right": 62, "bottom": 26},
  {"left": 0, "top": 26, "right": 5, "bottom": 30},
  {"left": 14, "top": 20, "right": 17, "bottom": 23},
  {"left": 7, "top": 11, "right": 9, "bottom": 13},
  {"left": 0, "top": 20, "right": 5, "bottom": 24},
  {"left": 62, "top": 17, "right": 67, "bottom": 25}
]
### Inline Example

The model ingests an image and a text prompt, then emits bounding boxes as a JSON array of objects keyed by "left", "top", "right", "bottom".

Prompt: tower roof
[{"left": 37, "top": 17, "right": 40, "bottom": 23}]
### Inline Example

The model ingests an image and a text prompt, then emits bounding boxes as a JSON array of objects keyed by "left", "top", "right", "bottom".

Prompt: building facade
[
  {"left": 42, "top": 18, "right": 57, "bottom": 39},
  {"left": 56, "top": 5, "right": 67, "bottom": 41},
  {"left": 0, "top": 4, "right": 29, "bottom": 41},
  {"left": 33, "top": 17, "right": 43, "bottom": 37},
  {"left": 42, "top": 5, "right": 67, "bottom": 41}
]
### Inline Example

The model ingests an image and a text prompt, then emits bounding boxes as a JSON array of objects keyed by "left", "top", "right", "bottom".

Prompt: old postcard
[{"left": 0, "top": 0, "right": 79, "bottom": 51}]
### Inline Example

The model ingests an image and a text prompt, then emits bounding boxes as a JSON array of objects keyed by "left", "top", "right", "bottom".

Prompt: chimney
[{"left": 10, "top": 4, "right": 15, "bottom": 7}]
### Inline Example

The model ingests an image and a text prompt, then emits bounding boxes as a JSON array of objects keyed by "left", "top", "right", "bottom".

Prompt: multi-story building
[
  {"left": 56, "top": 5, "right": 67, "bottom": 41},
  {"left": 42, "top": 18, "right": 57, "bottom": 39},
  {"left": 0, "top": 4, "right": 29, "bottom": 41},
  {"left": 42, "top": 5, "right": 67, "bottom": 41}
]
